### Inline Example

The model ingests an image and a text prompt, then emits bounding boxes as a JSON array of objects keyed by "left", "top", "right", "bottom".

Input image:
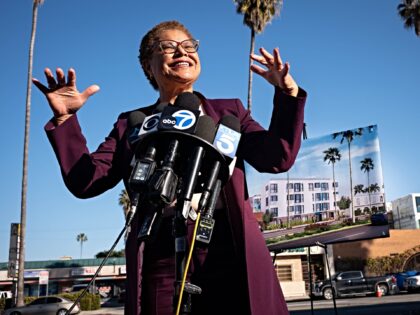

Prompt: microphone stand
[{"left": 65, "top": 197, "right": 141, "bottom": 315}]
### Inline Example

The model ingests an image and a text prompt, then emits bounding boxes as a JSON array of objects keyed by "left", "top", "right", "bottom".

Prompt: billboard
[
  {"left": 8, "top": 223, "right": 20, "bottom": 278},
  {"left": 247, "top": 125, "right": 389, "bottom": 251}
]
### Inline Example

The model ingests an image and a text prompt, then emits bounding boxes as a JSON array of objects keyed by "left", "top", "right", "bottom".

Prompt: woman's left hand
[{"left": 250, "top": 47, "right": 299, "bottom": 97}]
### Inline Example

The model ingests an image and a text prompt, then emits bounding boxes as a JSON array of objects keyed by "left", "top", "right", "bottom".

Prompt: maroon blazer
[{"left": 45, "top": 87, "right": 306, "bottom": 315}]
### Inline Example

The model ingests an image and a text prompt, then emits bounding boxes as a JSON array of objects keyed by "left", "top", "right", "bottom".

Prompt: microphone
[
  {"left": 177, "top": 115, "right": 216, "bottom": 218},
  {"left": 158, "top": 92, "right": 201, "bottom": 133},
  {"left": 213, "top": 115, "right": 241, "bottom": 162},
  {"left": 126, "top": 111, "right": 147, "bottom": 145},
  {"left": 213, "top": 115, "right": 241, "bottom": 176}
]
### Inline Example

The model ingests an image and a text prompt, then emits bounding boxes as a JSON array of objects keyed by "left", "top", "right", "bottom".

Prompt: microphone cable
[{"left": 175, "top": 211, "right": 201, "bottom": 315}]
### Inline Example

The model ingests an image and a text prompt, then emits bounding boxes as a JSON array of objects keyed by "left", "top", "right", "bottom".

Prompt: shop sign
[{"left": 71, "top": 267, "right": 97, "bottom": 276}]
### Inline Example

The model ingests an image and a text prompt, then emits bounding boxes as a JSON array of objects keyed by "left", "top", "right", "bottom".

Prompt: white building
[
  {"left": 261, "top": 178, "right": 339, "bottom": 221},
  {"left": 391, "top": 193, "right": 420, "bottom": 229},
  {"left": 250, "top": 194, "right": 262, "bottom": 213}
]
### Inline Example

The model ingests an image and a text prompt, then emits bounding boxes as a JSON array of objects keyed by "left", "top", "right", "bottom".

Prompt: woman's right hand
[{"left": 32, "top": 67, "right": 100, "bottom": 125}]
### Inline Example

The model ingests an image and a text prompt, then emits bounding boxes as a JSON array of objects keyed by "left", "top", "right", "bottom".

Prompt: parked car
[
  {"left": 370, "top": 213, "right": 388, "bottom": 225},
  {"left": 312, "top": 270, "right": 397, "bottom": 300},
  {"left": 389, "top": 270, "right": 418, "bottom": 291},
  {"left": 403, "top": 271, "right": 420, "bottom": 293},
  {"left": 3, "top": 296, "right": 80, "bottom": 315}
]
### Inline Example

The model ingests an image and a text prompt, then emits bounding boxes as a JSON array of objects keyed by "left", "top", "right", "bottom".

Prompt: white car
[
  {"left": 404, "top": 273, "right": 420, "bottom": 292},
  {"left": 4, "top": 296, "right": 80, "bottom": 315}
]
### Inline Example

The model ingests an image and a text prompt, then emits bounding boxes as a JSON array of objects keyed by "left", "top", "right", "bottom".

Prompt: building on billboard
[
  {"left": 261, "top": 178, "right": 339, "bottom": 221},
  {"left": 391, "top": 193, "right": 420, "bottom": 229},
  {"left": 250, "top": 194, "right": 262, "bottom": 213}
]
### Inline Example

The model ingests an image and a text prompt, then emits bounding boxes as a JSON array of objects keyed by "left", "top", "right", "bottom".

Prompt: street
[{"left": 79, "top": 292, "right": 420, "bottom": 315}]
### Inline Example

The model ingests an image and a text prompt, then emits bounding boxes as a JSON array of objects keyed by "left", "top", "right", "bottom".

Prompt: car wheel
[
  {"left": 323, "top": 287, "right": 334, "bottom": 300},
  {"left": 57, "top": 309, "right": 68, "bottom": 315},
  {"left": 377, "top": 284, "right": 388, "bottom": 296}
]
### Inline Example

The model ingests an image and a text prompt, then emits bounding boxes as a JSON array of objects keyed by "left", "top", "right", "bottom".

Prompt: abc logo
[
  {"left": 161, "top": 118, "right": 176, "bottom": 126},
  {"left": 172, "top": 110, "right": 196, "bottom": 130},
  {"left": 143, "top": 116, "right": 160, "bottom": 131}
]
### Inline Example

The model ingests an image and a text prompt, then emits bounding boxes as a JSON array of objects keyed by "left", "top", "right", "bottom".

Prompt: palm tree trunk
[
  {"left": 347, "top": 141, "right": 355, "bottom": 223},
  {"left": 367, "top": 172, "right": 372, "bottom": 211},
  {"left": 332, "top": 164, "right": 338, "bottom": 219},
  {"left": 17, "top": 0, "right": 39, "bottom": 307},
  {"left": 247, "top": 28, "right": 255, "bottom": 111}
]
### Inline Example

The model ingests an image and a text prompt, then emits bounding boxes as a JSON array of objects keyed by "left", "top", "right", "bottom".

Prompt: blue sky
[{"left": 0, "top": 0, "right": 419, "bottom": 262}]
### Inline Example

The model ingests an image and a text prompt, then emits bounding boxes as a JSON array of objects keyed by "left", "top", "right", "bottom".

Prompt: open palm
[{"left": 32, "top": 67, "right": 99, "bottom": 120}]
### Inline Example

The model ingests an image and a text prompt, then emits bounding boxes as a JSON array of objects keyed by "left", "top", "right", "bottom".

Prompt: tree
[
  {"left": 234, "top": 0, "right": 283, "bottom": 111},
  {"left": 95, "top": 249, "right": 125, "bottom": 258},
  {"left": 360, "top": 157, "right": 374, "bottom": 210},
  {"left": 333, "top": 128, "right": 363, "bottom": 223},
  {"left": 337, "top": 196, "right": 352, "bottom": 211},
  {"left": 323, "top": 147, "right": 341, "bottom": 218},
  {"left": 354, "top": 184, "right": 365, "bottom": 195},
  {"left": 118, "top": 189, "right": 131, "bottom": 218},
  {"left": 397, "top": 0, "right": 420, "bottom": 37},
  {"left": 17, "top": 0, "right": 44, "bottom": 307},
  {"left": 76, "top": 233, "right": 88, "bottom": 259},
  {"left": 368, "top": 183, "right": 380, "bottom": 193}
]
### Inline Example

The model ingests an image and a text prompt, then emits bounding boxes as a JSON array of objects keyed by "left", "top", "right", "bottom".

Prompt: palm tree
[
  {"left": 332, "top": 128, "right": 363, "bottom": 223},
  {"left": 354, "top": 184, "right": 365, "bottom": 195},
  {"left": 17, "top": 0, "right": 44, "bottom": 307},
  {"left": 368, "top": 183, "right": 380, "bottom": 193},
  {"left": 323, "top": 147, "right": 341, "bottom": 218},
  {"left": 360, "top": 157, "right": 374, "bottom": 210},
  {"left": 234, "top": 0, "right": 283, "bottom": 111},
  {"left": 76, "top": 233, "right": 88, "bottom": 259},
  {"left": 397, "top": 0, "right": 420, "bottom": 36},
  {"left": 118, "top": 189, "right": 131, "bottom": 218}
]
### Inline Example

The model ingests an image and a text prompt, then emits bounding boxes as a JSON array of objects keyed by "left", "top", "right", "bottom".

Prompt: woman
[{"left": 33, "top": 21, "right": 306, "bottom": 315}]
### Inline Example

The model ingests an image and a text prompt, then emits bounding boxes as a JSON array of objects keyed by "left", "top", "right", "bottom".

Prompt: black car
[{"left": 370, "top": 213, "right": 388, "bottom": 225}]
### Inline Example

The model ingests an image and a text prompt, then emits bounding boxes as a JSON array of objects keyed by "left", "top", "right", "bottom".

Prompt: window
[
  {"left": 265, "top": 185, "right": 269, "bottom": 191},
  {"left": 333, "top": 182, "right": 339, "bottom": 188},
  {"left": 340, "top": 271, "right": 362, "bottom": 280},
  {"left": 294, "top": 183, "right": 303, "bottom": 192},
  {"left": 314, "top": 182, "right": 320, "bottom": 189},
  {"left": 308, "top": 183, "right": 314, "bottom": 191},
  {"left": 321, "top": 182, "right": 329, "bottom": 191},
  {"left": 270, "top": 184, "right": 278, "bottom": 193},
  {"left": 270, "top": 195, "right": 278, "bottom": 202},
  {"left": 295, "top": 194, "right": 304, "bottom": 203},
  {"left": 271, "top": 207, "right": 278, "bottom": 216},
  {"left": 276, "top": 265, "right": 293, "bottom": 281},
  {"left": 287, "top": 183, "right": 293, "bottom": 190},
  {"left": 416, "top": 197, "right": 420, "bottom": 213},
  {"left": 265, "top": 197, "right": 269, "bottom": 207}
]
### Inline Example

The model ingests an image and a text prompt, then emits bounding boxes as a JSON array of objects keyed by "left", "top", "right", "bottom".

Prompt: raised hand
[
  {"left": 250, "top": 47, "right": 299, "bottom": 97},
  {"left": 32, "top": 68, "right": 100, "bottom": 124}
]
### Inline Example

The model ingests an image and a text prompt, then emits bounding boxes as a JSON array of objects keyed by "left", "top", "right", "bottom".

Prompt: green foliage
[
  {"left": 59, "top": 292, "right": 100, "bottom": 311},
  {"left": 337, "top": 196, "right": 352, "bottom": 210},
  {"left": 95, "top": 249, "right": 125, "bottom": 258},
  {"left": 0, "top": 297, "right": 5, "bottom": 310},
  {"left": 366, "top": 254, "right": 406, "bottom": 275}
]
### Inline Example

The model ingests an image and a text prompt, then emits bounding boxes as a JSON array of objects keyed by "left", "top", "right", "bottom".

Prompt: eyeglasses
[{"left": 156, "top": 39, "right": 200, "bottom": 54}]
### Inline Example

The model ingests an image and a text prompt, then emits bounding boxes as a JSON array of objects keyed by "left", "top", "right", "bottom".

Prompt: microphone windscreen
[
  {"left": 128, "top": 111, "right": 146, "bottom": 129},
  {"left": 195, "top": 115, "right": 216, "bottom": 142},
  {"left": 219, "top": 115, "right": 240, "bottom": 132},
  {"left": 154, "top": 103, "right": 168, "bottom": 113},
  {"left": 174, "top": 92, "right": 201, "bottom": 111}
]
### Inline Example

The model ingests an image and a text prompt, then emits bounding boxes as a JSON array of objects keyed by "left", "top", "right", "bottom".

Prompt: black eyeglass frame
[{"left": 155, "top": 39, "right": 200, "bottom": 54}]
